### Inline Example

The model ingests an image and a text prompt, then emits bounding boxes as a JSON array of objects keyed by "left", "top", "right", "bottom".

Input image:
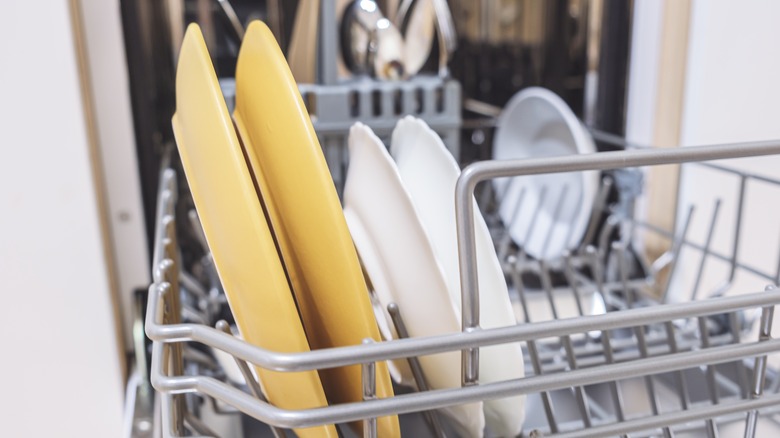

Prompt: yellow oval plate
[
  {"left": 172, "top": 24, "right": 337, "bottom": 438},
  {"left": 233, "top": 21, "right": 399, "bottom": 436}
]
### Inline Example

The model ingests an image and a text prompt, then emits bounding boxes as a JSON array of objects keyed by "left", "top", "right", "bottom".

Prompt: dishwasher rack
[{"left": 145, "top": 139, "right": 780, "bottom": 437}]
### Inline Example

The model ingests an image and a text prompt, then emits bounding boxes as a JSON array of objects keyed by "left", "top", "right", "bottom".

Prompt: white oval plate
[
  {"left": 391, "top": 116, "right": 526, "bottom": 437},
  {"left": 493, "top": 87, "right": 598, "bottom": 260},
  {"left": 343, "top": 122, "right": 486, "bottom": 437}
]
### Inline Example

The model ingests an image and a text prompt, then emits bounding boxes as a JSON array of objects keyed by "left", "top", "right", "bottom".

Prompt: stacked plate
[
  {"left": 344, "top": 116, "right": 527, "bottom": 437},
  {"left": 173, "top": 21, "right": 399, "bottom": 437},
  {"left": 173, "top": 17, "right": 595, "bottom": 436},
  {"left": 343, "top": 88, "right": 599, "bottom": 436}
]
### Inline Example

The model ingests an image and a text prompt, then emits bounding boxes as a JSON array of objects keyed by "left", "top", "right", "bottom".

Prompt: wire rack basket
[{"left": 143, "top": 135, "right": 780, "bottom": 437}]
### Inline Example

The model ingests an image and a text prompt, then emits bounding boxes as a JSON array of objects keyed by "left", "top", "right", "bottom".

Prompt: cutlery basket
[
  {"left": 299, "top": 75, "right": 462, "bottom": 194},
  {"left": 143, "top": 136, "right": 780, "bottom": 437}
]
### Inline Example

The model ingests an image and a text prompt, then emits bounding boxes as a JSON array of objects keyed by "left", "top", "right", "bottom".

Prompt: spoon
[{"left": 341, "top": 0, "right": 405, "bottom": 80}]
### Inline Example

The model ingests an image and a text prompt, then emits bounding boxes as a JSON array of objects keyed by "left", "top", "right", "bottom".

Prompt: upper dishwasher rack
[{"left": 146, "top": 139, "right": 780, "bottom": 437}]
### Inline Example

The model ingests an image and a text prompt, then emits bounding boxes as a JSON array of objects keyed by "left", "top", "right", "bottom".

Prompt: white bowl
[{"left": 493, "top": 87, "right": 598, "bottom": 260}]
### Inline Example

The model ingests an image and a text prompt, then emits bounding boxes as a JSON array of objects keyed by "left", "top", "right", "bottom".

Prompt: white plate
[
  {"left": 343, "top": 123, "right": 486, "bottom": 437},
  {"left": 493, "top": 87, "right": 598, "bottom": 260},
  {"left": 390, "top": 116, "right": 526, "bottom": 437}
]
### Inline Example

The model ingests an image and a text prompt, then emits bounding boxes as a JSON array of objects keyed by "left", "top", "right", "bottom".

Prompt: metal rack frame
[{"left": 147, "top": 140, "right": 780, "bottom": 437}]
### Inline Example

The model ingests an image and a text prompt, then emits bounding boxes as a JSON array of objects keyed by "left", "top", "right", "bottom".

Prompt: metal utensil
[
  {"left": 430, "top": 0, "right": 456, "bottom": 77},
  {"left": 397, "top": 0, "right": 435, "bottom": 77},
  {"left": 340, "top": 0, "right": 405, "bottom": 79},
  {"left": 215, "top": 0, "right": 244, "bottom": 40}
]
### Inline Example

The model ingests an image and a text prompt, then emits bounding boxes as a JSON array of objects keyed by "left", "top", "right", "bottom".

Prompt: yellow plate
[
  {"left": 233, "top": 21, "right": 399, "bottom": 436},
  {"left": 172, "top": 24, "right": 337, "bottom": 438}
]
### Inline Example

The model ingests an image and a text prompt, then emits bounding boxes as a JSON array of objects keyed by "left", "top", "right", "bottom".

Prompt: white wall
[
  {"left": 673, "top": 0, "right": 780, "bottom": 303},
  {"left": 0, "top": 1, "right": 125, "bottom": 436}
]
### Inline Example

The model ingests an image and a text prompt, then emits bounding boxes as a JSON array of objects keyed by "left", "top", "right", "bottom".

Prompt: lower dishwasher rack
[{"left": 145, "top": 139, "right": 780, "bottom": 437}]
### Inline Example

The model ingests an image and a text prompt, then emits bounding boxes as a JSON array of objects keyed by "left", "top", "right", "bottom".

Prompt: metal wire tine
[
  {"left": 600, "top": 329, "right": 625, "bottom": 422},
  {"left": 632, "top": 317, "right": 660, "bottom": 416},
  {"left": 214, "top": 323, "right": 260, "bottom": 396},
  {"left": 661, "top": 205, "right": 695, "bottom": 303},
  {"left": 563, "top": 251, "right": 585, "bottom": 316},
  {"left": 765, "top": 366, "right": 780, "bottom": 395},
  {"left": 745, "top": 287, "right": 776, "bottom": 438},
  {"left": 386, "top": 304, "right": 447, "bottom": 438},
  {"left": 697, "top": 316, "right": 720, "bottom": 405},
  {"left": 539, "top": 261, "right": 559, "bottom": 320},
  {"left": 691, "top": 199, "right": 722, "bottom": 301},
  {"left": 586, "top": 246, "right": 606, "bottom": 299},
  {"left": 215, "top": 321, "right": 286, "bottom": 438},
  {"left": 561, "top": 335, "right": 592, "bottom": 428},
  {"left": 728, "top": 176, "right": 748, "bottom": 284},
  {"left": 541, "top": 184, "right": 570, "bottom": 260},
  {"left": 362, "top": 338, "right": 378, "bottom": 438},
  {"left": 523, "top": 185, "right": 549, "bottom": 252},
  {"left": 510, "top": 266, "right": 531, "bottom": 323},
  {"left": 188, "top": 209, "right": 210, "bottom": 252},
  {"left": 581, "top": 176, "right": 614, "bottom": 254},
  {"left": 498, "top": 186, "right": 527, "bottom": 262},
  {"left": 664, "top": 321, "right": 690, "bottom": 410},
  {"left": 705, "top": 419, "right": 719, "bottom": 438},
  {"left": 729, "top": 312, "right": 750, "bottom": 399},
  {"left": 181, "top": 306, "right": 207, "bottom": 325},
  {"left": 613, "top": 242, "right": 633, "bottom": 307},
  {"left": 526, "top": 339, "right": 558, "bottom": 433},
  {"left": 340, "top": 138, "right": 348, "bottom": 197},
  {"left": 598, "top": 215, "right": 620, "bottom": 262},
  {"left": 180, "top": 270, "right": 209, "bottom": 302},
  {"left": 462, "top": 340, "right": 480, "bottom": 387}
]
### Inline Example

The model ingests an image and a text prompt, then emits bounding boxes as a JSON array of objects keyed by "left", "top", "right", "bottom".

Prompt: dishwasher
[{"left": 119, "top": 2, "right": 780, "bottom": 437}]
